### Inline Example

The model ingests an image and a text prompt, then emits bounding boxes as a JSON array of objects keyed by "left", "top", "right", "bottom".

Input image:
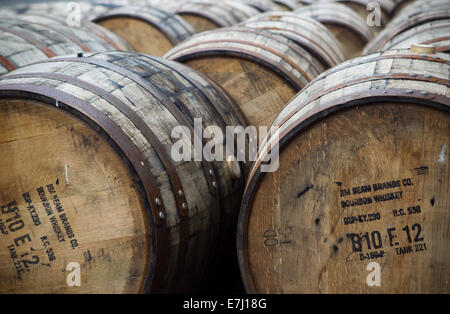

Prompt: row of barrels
[{"left": 0, "top": 0, "right": 448, "bottom": 294}]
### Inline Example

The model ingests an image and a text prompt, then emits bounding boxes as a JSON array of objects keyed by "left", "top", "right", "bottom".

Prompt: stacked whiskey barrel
[{"left": 0, "top": 0, "right": 448, "bottom": 295}]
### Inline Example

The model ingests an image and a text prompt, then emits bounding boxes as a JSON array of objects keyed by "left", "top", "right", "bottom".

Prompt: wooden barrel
[
  {"left": 295, "top": 3, "right": 373, "bottom": 59},
  {"left": 0, "top": 51, "right": 246, "bottom": 294},
  {"left": 93, "top": 6, "right": 196, "bottom": 56},
  {"left": 237, "top": 48, "right": 450, "bottom": 294},
  {"left": 381, "top": 19, "right": 450, "bottom": 52},
  {"left": 241, "top": 12, "right": 346, "bottom": 68},
  {"left": 240, "top": 0, "right": 284, "bottom": 12},
  {"left": 0, "top": 11, "right": 133, "bottom": 52},
  {"left": 271, "top": 0, "right": 299, "bottom": 11},
  {"left": 321, "top": 0, "right": 396, "bottom": 29},
  {"left": 174, "top": 1, "right": 252, "bottom": 33},
  {"left": 223, "top": 0, "right": 261, "bottom": 18},
  {"left": 164, "top": 27, "right": 325, "bottom": 129},
  {"left": 364, "top": 8, "right": 450, "bottom": 53},
  {"left": 0, "top": 18, "right": 126, "bottom": 75}
]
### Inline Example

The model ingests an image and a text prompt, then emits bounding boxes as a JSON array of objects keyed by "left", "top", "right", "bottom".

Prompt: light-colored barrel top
[
  {"left": 295, "top": 3, "right": 373, "bottom": 59},
  {"left": 0, "top": 11, "right": 133, "bottom": 52},
  {"left": 92, "top": 5, "right": 195, "bottom": 56},
  {"left": 164, "top": 26, "right": 325, "bottom": 128},
  {"left": 237, "top": 48, "right": 449, "bottom": 293},
  {"left": 0, "top": 51, "right": 245, "bottom": 293},
  {"left": 0, "top": 18, "right": 123, "bottom": 75},
  {"left": 241, "top": 12, "right": 346, "bottom": 68},
  {"left": 364, "top": 8, "right": 450, "bottom": 53},
  {"left": 174, "top": 1, "right": 251, "bottom": 32},
  {"left": 381, "top": 19, "right": 450, "bottom": 52}
]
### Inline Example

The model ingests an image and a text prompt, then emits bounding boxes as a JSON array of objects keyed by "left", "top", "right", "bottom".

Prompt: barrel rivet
[
  {"left": 178, "top": 190, "right": 184, "bottom": 197},
  {"left": 182, "top": 202, "right": 188, "bottom": 210},
  {"left": 424, "top": 74, "right": 431, "bottom": 79},
  {"left": 209, "top": 169, "right": 214, "bottom": 176},
  {"left": 405, "top": 90, "right": 414, "bottom": 94},
  {"left": 212, "top": 181, "right": 218, "bottom": 188},
  {"left": 410, "top": 73, "right": 417, "bottom": 77},
  {"left": 77, "top": 52, "right": 83, "bottom": 58},
  {"left": 140, "top": 161, "right": 145, "bottom": 167},
  {"left": 155, "top": 198, "right": 161, "bottom": 206},
  {"left": 420, "top": 91, "right": 429, "bottom": 96},
  {"left": 158, "top": 211, "right": 165, "bottom": 220}
]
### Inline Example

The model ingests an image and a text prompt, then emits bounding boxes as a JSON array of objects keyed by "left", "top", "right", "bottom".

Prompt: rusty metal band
[
  {"left": 44, "top": 24, "right": 92, "bottom": 52},
  {"left": 273, "top": 73, "right": 450, "bottom": 135},
  {"left": 0, "top": 83, "right": 168, "bottom": 293},
  {"left": 369, "top": 12, "right": 450, "bottom": 52},
  {"left": 300, "top": 53, "right": 450, "bottom": 95},
  {"left": 273, "top": 0, "right": 298, "bottom": 10},
  {"left": 93, "top": 10, "right": 191, "bottom": 45},
  {"left": 176, "top": 8, "right": 229, "bottom": 27},
  {"left": 169, "top": 46, "right": 306, "bottom": 91},
  {"left": 246, "top": 24, "right": 337, "bottom": 68},
  {"left": 145, "top": 5, "right": 196, "bottom": 35},
  {"left": 0, "top": 25, "right": 56, "bottom": 57},
  {"left": 0, "top": 55, "right": 16, "bottom": 72},
  {"left": 237, "top": 89, "right": 450, "bottom": 293},
  {"left": 85, "top": 28, "right": 122, "bottom": 51},
  {"left": 423, "top": 36, "right": 450, "bottom": 45},
  {"left": 38, "top": 56, "right": 219, "bottom": 197}
]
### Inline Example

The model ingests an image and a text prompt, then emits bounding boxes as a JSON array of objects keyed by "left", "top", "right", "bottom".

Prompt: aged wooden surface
[
  {"left": 381, "top": 19, "right": 450, "bottom": 52},
  {"left": 242, "top": 12, "right": 346, "bottom": 68},
  {"left": 295, "top": 3, "right": 373, "bottom": 59},
  {"left": 0, "top": 51, "right": 245, "bottom": 293},
  {"left": 238, "top": 48, "right": 450, "bottom": 294},
  {"left": 93, "top": 6, "right": 195, "bottom": 56},
  {"left": 175, "top": 1, "right": 251, "bottom": 33},
  {"left": 0, "top": 18, "right": 123, "bottom": 75},
  {"left": 364, "top": 8, "right": 450, "bottom": 54},
  {"left": 164, "top": 27, "right": 325, "bottom": 129}
]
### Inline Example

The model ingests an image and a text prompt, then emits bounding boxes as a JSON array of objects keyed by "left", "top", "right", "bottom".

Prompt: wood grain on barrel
[
  {"left": 381, "top": 19, "right": 450, "bottom": 52},
  {"left": 238, "top": 49, "right": 450, "bottom": 294},
  {"left": 164, "top": 27, "right": 325, "bottom": 129},
  {"left": 241, "top": 13, "right": 346, "bottom": 68},
  {"left": 295, "top": 3, "right": 373, "bottom": 59},
  {"left": 93, "top": 6, "right": 195, "bottom": 56},
  {"left": 175, "top": 1, "right": 250, "bottom": 33},
  {"left": 0, "top": 51, "right": 245, "bottom": 293},
  {"left": 364, "top": 10, "right": 450, "bottom": 53}
]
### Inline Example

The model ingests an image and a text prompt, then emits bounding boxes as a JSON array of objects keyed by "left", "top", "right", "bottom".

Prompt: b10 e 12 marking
[{"left": 347, "top": 223, "right": 425, "bottom": 254}]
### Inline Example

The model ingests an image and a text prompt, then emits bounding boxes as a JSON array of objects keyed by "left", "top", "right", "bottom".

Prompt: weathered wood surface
[
  {"left": 320, "top": 0, "right": 395, "bottom": 28},
  {"left": 237, "top": 48, "right": 450, "bottom": 294},
  {"left": 174, "top": 1, "right": 251, "bottom": 33},
  {"left": 271, "top": 0, "right": 299, "bottom": 11},
  {"left": 164, "top": 27, "right": 325, "bottom": 129},
  {"left": 240, "top": 0, "right": 284, "bottom": 12},
  {"left": 241, "top": 12, "right": 346, "bottom": 68},
  {"left": 295, "top": 3, "right": 373, "bottom": 59},
  {"left": 364, "top": 8, "right": 450, "bottom": 54},
  {"left": 0, "top": 11, "right": 133, "bottom": 52},
  {"left": 93, "top": 6, "right": 196, "bottom": 56},
  {"left": 0, "top": 18, "right": 124, "bottom": 75},
  {"left": 381, "top": 19, "right": 450, "bottom": 52},
  {"left": 0, "top": 51, "right": 246, "bottom": 293}
]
